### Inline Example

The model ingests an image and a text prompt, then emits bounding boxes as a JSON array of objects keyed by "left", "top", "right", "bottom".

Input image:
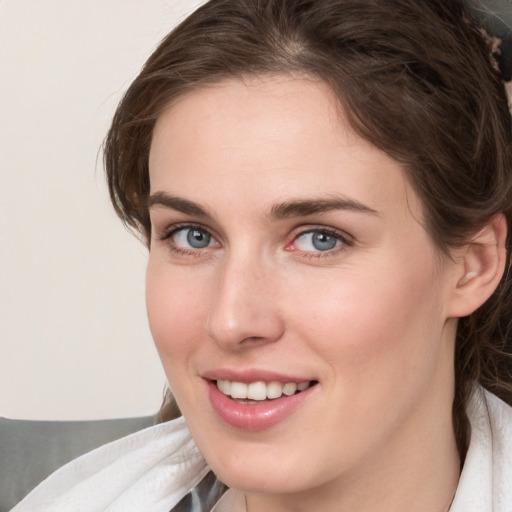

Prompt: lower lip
[{"left": 207, "top": 381, "right": 316, "bottom": 431}]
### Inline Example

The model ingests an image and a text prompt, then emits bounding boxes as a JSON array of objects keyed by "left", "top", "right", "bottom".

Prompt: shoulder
[
  {"left": 481, "top": 388, "right": 512, "bottom": 498},
  {"left": 481, "top": 387, "right": 512, "bottom": 427},
  {"left": 450, "top": 386, "right": 512, "bottom": 512}
]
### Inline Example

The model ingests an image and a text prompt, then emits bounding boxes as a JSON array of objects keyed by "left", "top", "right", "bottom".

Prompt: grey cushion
[{"left": 0, "top": 415, "right": 156, "bottom": 512}]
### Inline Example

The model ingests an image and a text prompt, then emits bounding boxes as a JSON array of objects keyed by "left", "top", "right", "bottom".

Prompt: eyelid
[
  {"left": 158, "top": 222, "right": 216, "bottom": 241},
  {"left": 154, "top": 221, "right": 354, "bottom": 258},
  {"left": 286, "top": 225, "right": 354, "bottom": 254},
  {"left": 156, "top": 222, "right": 221, "bottom": 255}
]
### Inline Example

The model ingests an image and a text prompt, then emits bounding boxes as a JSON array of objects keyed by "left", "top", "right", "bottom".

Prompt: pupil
[
  {"left": 187, "top": 229, "right": 210, "bottom": 248},
  {"left": 312, "top": 232, "right": 337, "bottom": 251}
]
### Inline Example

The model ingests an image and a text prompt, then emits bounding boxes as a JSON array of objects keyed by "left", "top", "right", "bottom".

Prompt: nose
[{"left": 206, "top": 254, "right": 285, "bottom": 350}]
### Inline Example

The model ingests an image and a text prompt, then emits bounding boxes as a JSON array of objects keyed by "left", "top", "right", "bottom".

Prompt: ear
[{"left": 447, "top": 214, "right": 507, "bottom": 318}]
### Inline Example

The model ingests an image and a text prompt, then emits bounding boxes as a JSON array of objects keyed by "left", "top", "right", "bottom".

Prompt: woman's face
[{"left": 147, "top": 76, "right": 460, "bottom": 499}]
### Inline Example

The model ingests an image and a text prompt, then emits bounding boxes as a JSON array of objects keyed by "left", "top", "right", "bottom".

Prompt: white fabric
[
  {"left": 450, "top": 388, "right": 512, "bottom": 511},
  {"left": 11, "top": 387, "right": 512, "bottom": 512},
  {"left": 10, "top": 416, "right": 209, "bottom": 512}
]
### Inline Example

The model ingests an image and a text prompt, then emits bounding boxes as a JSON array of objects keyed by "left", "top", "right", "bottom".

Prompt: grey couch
[{"left": 0, "top": 415, "right": 157, "bottom": 511}]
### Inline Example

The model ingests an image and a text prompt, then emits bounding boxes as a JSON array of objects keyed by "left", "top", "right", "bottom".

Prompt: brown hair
[{"left": 104, "top": 0, "right": 512, "bottom": 456}]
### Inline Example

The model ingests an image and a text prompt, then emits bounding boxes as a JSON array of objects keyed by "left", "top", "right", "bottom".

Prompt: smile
[
  {"left": 207, "top": 377, "right": 319, "bottom": 431},
  {"left": 216, "top": 379, "right": 313, "bottom": 401}
]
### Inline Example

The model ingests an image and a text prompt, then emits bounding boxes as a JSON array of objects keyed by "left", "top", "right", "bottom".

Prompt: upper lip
[{"left": 202, "top": 368, "right": 315, "bottom": 383}]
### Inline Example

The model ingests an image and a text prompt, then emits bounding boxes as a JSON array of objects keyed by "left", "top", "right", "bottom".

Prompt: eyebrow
[
  {"left": 147, "top": 191, "right": 378, "bottom": 220},
  {"left": 147, "top": 191, "right": 213, "bottom": 218},
  {"left": 268, "top": 196, "right": 379, "bottom": 220}
]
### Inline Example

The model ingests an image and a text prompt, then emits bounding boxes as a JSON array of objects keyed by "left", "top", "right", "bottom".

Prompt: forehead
[
  {"left": 150, "top": 76, "right": 344, "bottom": 172},
  {"left": 148, "top": 75, "right": 421, "bottom": 220}
]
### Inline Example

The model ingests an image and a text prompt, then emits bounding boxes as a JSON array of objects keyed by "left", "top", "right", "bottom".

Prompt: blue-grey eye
[
  {"left": 295, "top": 231, "right": 341, "bottom": 252},
  {"left": 173, "top": 227, "right": 212, "bottom": 249},
  {"left": 187, "top": 228, "right": 211, "bottom": 248}
]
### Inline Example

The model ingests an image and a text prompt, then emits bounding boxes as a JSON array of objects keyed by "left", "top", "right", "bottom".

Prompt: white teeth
[
  {"left": 297, "top": 381, "right": 310, "bottom": 391},
  {"left": 216, "top": 379, "right": 312, "bottom": 401},
  {"left": 247, "top": 381, "right": 267, "bottom": 400},
  {"left": 266, "top": 381, "right": 283, "bottom": 399},
  {"left": 282, "top": 382, "right": 297, "bottom": 396},
  {"left": 218, "top": 379, "right": 231, "bottom": 395},
  {"left": 230, "top": 382, "right": 248, "bottom": 399}
]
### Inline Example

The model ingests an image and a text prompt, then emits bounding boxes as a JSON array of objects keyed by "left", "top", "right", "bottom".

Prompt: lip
[
  {"left": 205, "top": 376, "right": 318, "bottom": 431},
  {"left": 202, "top": 368, "right": 313, "bottom": 383}
]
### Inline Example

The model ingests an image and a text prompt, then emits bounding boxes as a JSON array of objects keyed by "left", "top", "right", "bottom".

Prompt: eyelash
[
  {"left": 157, "top": 223, "right": 353, "bottom": 259},
  {"left": 287, "top": 227, "right": 353, "bottom": 259},
  {"left": 158, "top": 223, "right": 217, "bottom": 257}
]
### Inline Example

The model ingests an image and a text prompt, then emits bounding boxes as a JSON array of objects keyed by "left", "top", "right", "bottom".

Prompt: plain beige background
[{"left": 0, "top": 0, "right": 205, "bottom": 420}]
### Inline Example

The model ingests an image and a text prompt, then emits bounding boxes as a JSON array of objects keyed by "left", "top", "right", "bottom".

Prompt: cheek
[
  {"left": 279, "top": 261, "right": 450, "bottom": 459},
  {"left": 287, "top": 258, "right": 446, "bottom": 385},
  {"left": 145, "top": 260, "right": 207, "bottom": 375}
]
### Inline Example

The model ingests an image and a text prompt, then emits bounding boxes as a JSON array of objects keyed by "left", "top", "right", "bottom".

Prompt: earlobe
[{"left": 448, "top": 214, "right": 507, "bottom": 318}]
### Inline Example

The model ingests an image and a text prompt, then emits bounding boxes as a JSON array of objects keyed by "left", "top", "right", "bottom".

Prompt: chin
[
  {"left": 211, "top": 460, "right": 308, "bottom": 495},
  {"left": 195, "top": 435, "right": 328, "bottom": 495}
]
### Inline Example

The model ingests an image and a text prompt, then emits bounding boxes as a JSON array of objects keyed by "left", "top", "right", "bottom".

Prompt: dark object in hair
[
  {"left": 104, "top": 0, "right": 512, "bottom": 460},
  {"left": 465, "top": 0, "right": 512, "bottom": 80}
]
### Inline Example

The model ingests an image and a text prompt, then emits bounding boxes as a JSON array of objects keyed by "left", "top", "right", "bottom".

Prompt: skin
[{"left": 146, "top": 76, "right": 465, "bottom": 512}]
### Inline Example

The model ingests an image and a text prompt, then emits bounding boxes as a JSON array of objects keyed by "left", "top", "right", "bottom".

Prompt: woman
[{"left": 13, "top": 0, "right": 512, "bottom": 511}]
